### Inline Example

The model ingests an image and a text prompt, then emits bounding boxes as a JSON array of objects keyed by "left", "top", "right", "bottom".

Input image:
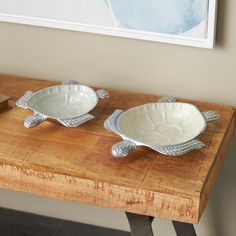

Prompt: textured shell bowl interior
[
  {"left": 27, "top": 85, "right": 98, "bottom": 119},
  {"left": 118, "top": 103, "right": 206, "bottom": 146}
]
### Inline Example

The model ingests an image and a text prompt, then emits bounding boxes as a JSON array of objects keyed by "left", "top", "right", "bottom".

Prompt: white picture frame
[{"left": 0, "top": 0, "right": 218, "bottom": 49}]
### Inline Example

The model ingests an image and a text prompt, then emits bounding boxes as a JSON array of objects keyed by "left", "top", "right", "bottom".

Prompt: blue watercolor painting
[
  {"left": 0, "top": 0, "right": 211, "bottom": 43},
  {"left": 104, "top": 0, "right": 209, "bottom": 36}
]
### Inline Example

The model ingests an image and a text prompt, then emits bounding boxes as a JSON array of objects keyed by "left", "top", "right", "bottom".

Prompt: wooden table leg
[
  {"left": 172, "top": 221, "right": 197, "bottom": 236},
  {"left": 125, "top": 212, "right": 154, "bottom": 236}
]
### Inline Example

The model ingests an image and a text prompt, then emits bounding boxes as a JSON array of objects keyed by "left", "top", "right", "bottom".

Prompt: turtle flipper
[
  {"left": 96, "top": 90, "right": 109, "bottom": 99},
  {"left": 150, "top": 139, "right": 206, "bottom": 156},
  {"left": 62, "top": 80, "right": 79, "bottom": 85},
  {"left": 112, "top": 140, "right": 137, "bottom": 158},
  {"left": 105, "top": 110, "right": 132, "bottom": 157},
  {"left": 16, "top": 91, "right": 33, "bottom": 109},
  {"left": 104, "top": 109, "right": 123, "bottom": 136},
  {"left": 202, "top": 111, "right": 220, "bottom": 122},
  {"left": 24, "top": 113, "right": 46, "bottom": 128},
  {"left": 158, "top": 96, "right": 177, "bottom": 103},
  {"left": 58, "top": 114, "right": 95, "bottom": 127}
]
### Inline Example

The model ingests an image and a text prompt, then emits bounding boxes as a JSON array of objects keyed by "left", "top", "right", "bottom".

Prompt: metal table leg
[
  {"left": 172, "top": 221, "right": 197, "bottom": 236},
  {"left": 125, "top": 212, "right": 154, "bottom": 236},
  {"left": 126, "top": 212, "right": 197, "bottom": 236}
]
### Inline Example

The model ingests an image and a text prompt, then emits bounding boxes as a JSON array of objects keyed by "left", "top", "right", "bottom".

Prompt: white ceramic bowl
[
  {"left": 104, "top": 98, "right": 220, "bottom": 157},
  {"left": 118, "top": 102, "right": 206, "bottom": 146},
  {"left": 27, "top": 84, "right": 98, "bottom": 120},
  {"left": 16, "top": 81, "right": 109, "bottom": 128}
]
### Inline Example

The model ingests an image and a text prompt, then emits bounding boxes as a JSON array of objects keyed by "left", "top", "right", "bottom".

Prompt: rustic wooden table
[{"left": 0, "top": 74, "right": 235, "bottom": 236}]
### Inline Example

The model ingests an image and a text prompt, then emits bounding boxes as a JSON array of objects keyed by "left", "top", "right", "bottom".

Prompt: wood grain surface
[
  {"left": 0, "top": 93, "right": 10, "bottom": 111},
  {"left": 0, "top": 74, "right": 235, "bottom": 224}
]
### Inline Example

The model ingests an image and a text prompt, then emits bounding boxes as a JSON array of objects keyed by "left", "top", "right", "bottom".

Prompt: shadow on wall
[
  {"left": 216, "top": 0, "right": 228, "bottom": 47},
  {"left": 209, "top": 129, "right": 236, "bottom": 236}
]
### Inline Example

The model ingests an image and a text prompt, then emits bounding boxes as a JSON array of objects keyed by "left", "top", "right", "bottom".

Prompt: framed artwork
[{"left": 0, "top": 0, "right": 218, "bottom": 48}]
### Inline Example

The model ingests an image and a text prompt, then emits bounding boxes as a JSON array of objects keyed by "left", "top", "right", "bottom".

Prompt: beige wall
[{"left": 0, "top": 0, "right": 236, "bottom": 235}]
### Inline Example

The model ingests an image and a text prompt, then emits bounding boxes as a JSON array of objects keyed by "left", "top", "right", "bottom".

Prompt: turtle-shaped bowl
[
  {"left": 104, "top": 97, "right": 220, "bottom": 157},
  {"left": 16, "top": 81, "right": 109, "bottom": 128}
]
